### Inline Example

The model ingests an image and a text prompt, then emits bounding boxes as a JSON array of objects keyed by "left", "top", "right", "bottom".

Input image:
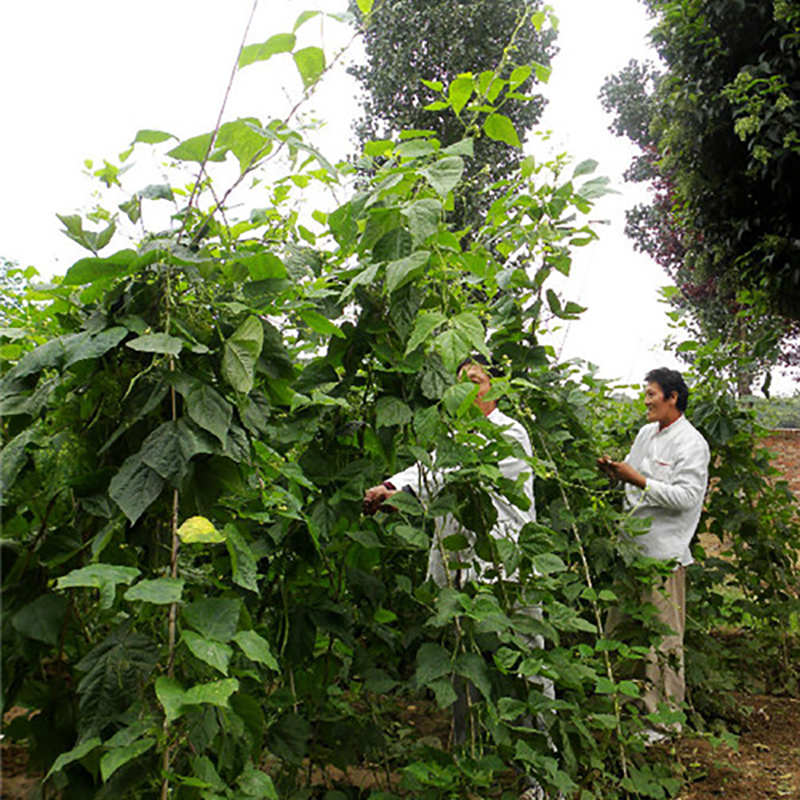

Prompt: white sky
[{"left": 1, "top": 0, "right": 795, "bottom": 394}]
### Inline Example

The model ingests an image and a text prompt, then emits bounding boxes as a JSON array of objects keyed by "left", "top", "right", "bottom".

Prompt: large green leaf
[
  {"left": 57, "top": 214, "right": 117, "bottom": 254},
  {"left": 293, "top": 46, "right": 325, "bottom": 89},
  {"left": 374, "top": 227, "right": 413, "bottom": 262},
  {"left": 573, "top": 158, "right": 599, "bottom": 177},
  {"left": 45, "top": 737, "right": 102, "bottom": 781},
  {"left": 340, "top": 262, "right": 380, "bottom": 302},
  {"left": 264, "top": 713, "right": 311, "bottom": 763},
  {"left": 134, "top": 129, "right": 176, "bottom": 144},
  {"left": 420, "top": 157, "right": 465, "bottom": 196},
  {"left": 63, "top": 327, "right": 129, "bottom": 368},
  {"left": 237, "top": 764, "right": 279, "bottom": 799},
  {"left": 299, "top": 309, "right": 345, "bottom": 339},
  {"left": 222, "top": 316, "right": 264, "bottom": 394},
  {"left": 193, "top": 754, "right": 226, "bottom": 792},
  {"left": 451, "top": 312, "right": 488, "bottom": 353},
  {"left": 167, "top": 133, "right": 224, "bottom": 164},
  {"left": 216, "top": 118, "right": 272, "bottom": 174},
  {"left": 434, "top": 328, "right": 471, "bottom": 373},
  {"left": 385, "top": 251, "right": 430, "bottom": 295},
  {"left": 238, "top": 33, "right": 296, "bottom": 69},
  {"left": 125, "top": 332, "right": 184, "bottom": 356},
  {"left": 1, "top": 428, "right": 38, "bottom": 495},
  {"left": 4, "top": 336, "right": 73, "bottom": 378},
  {"left": 454, "top": 652, "right": 493, "bottom": 699},
  {"left": 233, "top": 630, "right": 280, "bottom": 671},
  {"left": 260, "top": 320, "right": 295, "bottom": 379},
  {"left": 443, "top": 382, "right": 478, "bottom": 417},
  {"left": 576, "top": 176, "right": 614, "bottom": 200},
  {"left": 178, "top": 379, "right": 232, "bottom": 445},
  {"left": 183, "top": 598, "right": 241, "bottom": 642},
  {"left": 442, "top": 138, "right": 474, "bottom": 157},
  {"left": 448, "top": 76, "right": 474, "bottom": 114},
  {"left": 293, "top": 10, "right": 321, "bottom": 31},
  {"left": 182, "top": 678, "right": 239, "bottom": 709},
  {"left": 239, "top": 252, "right": 286, "bottom": 280},
  {"left": 385, "top": 490, "right": 422, "bottom": 515},
  {"left": 139, "top": 419, "right": 217, "bottom": 485},
  {"left": 139, "top": 183, "right": 174, "bottom": 201},
  {"left": 406, "top": 310, "right": 446, "bottom": 355},
  {"left": 124, "top": 577, "right": 184, "bottom": 605},
  {"left": 397, "top": 139, "right": 437, "bottom": 160},
  {"left": 7, "top": 328, "right": 128, "bottom": 380},
  {"left": 420, "top": 355, "right": 454, "bottom": 400},
  {"left": 414, "top": 642, "right": 452, "bottom": 688},
  {"left": 375, "top": 396, "right": 413, "bottom": 428},
  {"left": 404, "top": 198, "right": 441, "bottom": 243},
  {"left": 61, "top": 250, "right": 138, "bottom": 286},
  {"left": 57, "top": 564, "right": 141, "bottom": 610},
  {"left": 12, "top": 594, "right": 69, "bottom": 645},
  {"left": 76, "top": 626, "right": 159, "bottom": 738},
  {"left": 99, "top": 380, "right": 169, "bottom": 456},
  {"left": 155, "top": 677, "right": 186, "bottom": 723},
  {"left": 225, "top": 524, "right": 259, "bottom": 593},
  {"left": 182, "top": 631, "right": 233, "bottom": 676},
  {"left": 100, "top": 738, "right": 156, "bottom": 783},
  {"left": 155, "top": 675, "right": 186, "bottom": 722},
  {"left": 483, "top": 113, "right": 521, "bottom": 147},
  {"left": 108, "top": 454, "right": 166, "bottom": 525},
  {"left": 413, "top": 406, "right": 440, "bottom": 445}
]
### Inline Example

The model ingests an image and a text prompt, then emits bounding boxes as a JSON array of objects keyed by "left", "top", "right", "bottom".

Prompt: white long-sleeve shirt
[
  {"left": 388, "top": 407, "right": 535, "bottom": 586},
  {"left": 623, "top": 414, "right": 710, "bottom": 566}
]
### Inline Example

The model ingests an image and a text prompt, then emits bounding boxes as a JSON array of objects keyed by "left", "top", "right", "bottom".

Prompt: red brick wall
[{"left": 760, "top": 430, "right": 800, "bottom": 499}]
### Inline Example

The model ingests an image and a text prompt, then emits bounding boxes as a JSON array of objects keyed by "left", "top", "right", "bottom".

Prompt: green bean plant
[{"left": 2, "top": 6, "right": 799, "bottom": 800}]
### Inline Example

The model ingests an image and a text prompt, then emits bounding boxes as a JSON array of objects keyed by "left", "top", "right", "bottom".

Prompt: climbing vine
[{"left": 2, "top": 5, "right": 798, "bottom": 800}]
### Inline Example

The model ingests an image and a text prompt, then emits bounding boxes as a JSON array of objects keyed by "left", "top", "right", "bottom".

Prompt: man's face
[
  {"left": 644, "top": 381, "right": 678, "bottom": 427},
  {"left": 459, "top": 362, "right": 492, "bottom": 404}
]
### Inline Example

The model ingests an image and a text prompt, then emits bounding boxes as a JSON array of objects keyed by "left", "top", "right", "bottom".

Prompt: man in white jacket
[
  {"left": 598, "top": 367, "right": 710, "bottom": 740},
  {"left": 363, "top": 357, "right": 554, "bottom": 800},
  {"left": 362, "top": 356, "right": 536, "bottom": 585}
]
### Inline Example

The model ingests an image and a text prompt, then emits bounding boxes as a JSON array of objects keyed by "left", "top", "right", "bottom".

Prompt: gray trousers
[{"left": 607, "top": 566, "right": 686, "bottom": 723}]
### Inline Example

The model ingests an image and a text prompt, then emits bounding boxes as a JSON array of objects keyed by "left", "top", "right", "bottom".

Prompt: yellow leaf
[{"left": 177, "top": 516, "right": 225, "bottom": 544}]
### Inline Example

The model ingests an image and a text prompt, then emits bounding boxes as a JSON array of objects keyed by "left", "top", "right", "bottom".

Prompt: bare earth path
[{"left": 675, "top": 695, "right": 800, "bottom": 800}]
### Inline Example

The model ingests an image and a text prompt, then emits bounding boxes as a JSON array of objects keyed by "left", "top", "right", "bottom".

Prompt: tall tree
[
  {"left": 600, "top": 0, "right": 800, "bottom": 391},
  {"left": 349, "top": 0, "right": 557, "bottom": 230}
]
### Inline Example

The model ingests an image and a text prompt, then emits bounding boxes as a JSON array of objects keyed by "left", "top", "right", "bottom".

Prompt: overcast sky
[{"left": 1, "top": 0, "right": 795, "bottom": 394}]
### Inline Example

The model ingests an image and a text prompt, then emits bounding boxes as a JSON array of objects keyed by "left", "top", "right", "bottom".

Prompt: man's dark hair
[
  {"left": 645, "top": 367, "right": 689, "bottom": 412},
  {"left": 456, "top": 353, "right": 502, "bottom": 378}
]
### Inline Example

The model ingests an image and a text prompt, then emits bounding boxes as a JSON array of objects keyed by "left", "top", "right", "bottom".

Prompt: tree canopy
[{"left": 601, "top": 0, "right": 800, "bottom": 325}]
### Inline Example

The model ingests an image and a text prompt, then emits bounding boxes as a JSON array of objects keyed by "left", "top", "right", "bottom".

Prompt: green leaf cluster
[{"left": 2, "top": 10, "right": 799, "bottom": 800}]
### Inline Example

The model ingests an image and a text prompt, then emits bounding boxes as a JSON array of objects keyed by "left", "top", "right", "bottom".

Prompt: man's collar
[{"left": 658, "top": 412, "right": 684, "bottom": 432}]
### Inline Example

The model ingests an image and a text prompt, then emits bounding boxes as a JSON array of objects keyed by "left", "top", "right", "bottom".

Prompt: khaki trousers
[{"left": 607, "top": 566, "right": 686, "bottom": 720}]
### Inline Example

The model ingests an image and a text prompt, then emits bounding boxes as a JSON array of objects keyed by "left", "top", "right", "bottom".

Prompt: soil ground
[
  {"left": 2, "top": 693, "right": 799, "bottom": 799},
  {"left": 673, "top": 694, "right": 800, "bottom": 800}
]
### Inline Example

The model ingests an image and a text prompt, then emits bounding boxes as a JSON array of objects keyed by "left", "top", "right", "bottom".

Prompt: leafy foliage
[
  {"left": 658, "top": 0, "right": 800, "bottom": 319},
  {"left": 349, "top": 0, "right": 557, "bottom": 230},
  {"left": 600, "top": 1, "right": 800, "bottom": 390},
  {"left": 2, "top": 9, "right": 799, "bottom": 800}
]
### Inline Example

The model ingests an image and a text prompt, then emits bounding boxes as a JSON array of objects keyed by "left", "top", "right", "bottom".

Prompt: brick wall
[{"left": 760, "top": 429, "right": 800, "bottom": 499}]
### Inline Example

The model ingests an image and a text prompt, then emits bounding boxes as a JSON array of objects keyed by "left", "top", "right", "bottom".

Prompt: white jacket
[
  {"left": 388, "top": 407, "right": 535, "bottom": 586},
  {"left": 623, "top": 414, "right": 710, "bottom": 566}
]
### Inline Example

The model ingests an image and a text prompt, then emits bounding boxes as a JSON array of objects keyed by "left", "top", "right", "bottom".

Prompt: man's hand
[
  {"left": 597, "top": 456, "right": 647, "bottom": 489},
  {"left": 362, "top": 484, "right": 398, "bottom": 516}
]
